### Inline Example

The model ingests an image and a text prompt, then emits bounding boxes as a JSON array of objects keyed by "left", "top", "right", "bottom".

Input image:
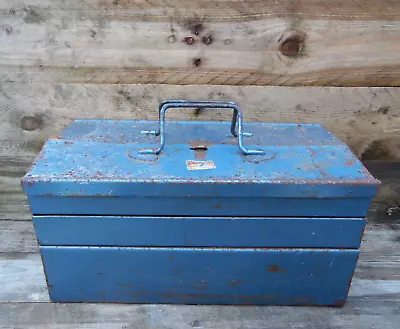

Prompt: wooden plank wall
[{"left": 0, "top": 0, "right": 399, "bottom": 220}]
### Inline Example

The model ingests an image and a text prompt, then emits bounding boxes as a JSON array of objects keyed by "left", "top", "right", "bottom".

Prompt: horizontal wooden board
[
  {"left": 0, "top": 288, "right": 399, "bottom": 329},
  {"left": 0, "top": 2, "right": 400, "bottom": 86},
  {"left": 1, "top": 84, "right": 399, "bottom": 159},
  {"left": 0, "top": 252, "right": 49, "bottom": 302},
  {"left": 0, "top": 220, "right": 38, "bottom": 253},
  {"left": 2, "top": 0, "right": 400, "bottom": 21}
]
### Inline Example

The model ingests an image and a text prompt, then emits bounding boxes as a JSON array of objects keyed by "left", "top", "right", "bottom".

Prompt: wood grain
[
  {"left": 1, "top": 84, "right": 399, "bottom": 159},
  {"left": 0, "top": 294, "right": 399, "bottom": 329},
  {"left": 0, "top": 253, "right": 49, "bottom": 302},
  {"left": 1, "top": 0, "right": 399, "bottom": 20},
  {"left": 1, "top": 2, "right": 400, "bottom": 86},
  {"left": 0, "top": 220, "right": 38, "bottom": 252}
]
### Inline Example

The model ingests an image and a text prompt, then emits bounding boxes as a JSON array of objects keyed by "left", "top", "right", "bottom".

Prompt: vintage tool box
[{"left": 22, "top": 100, "right": 380, "bottom": 306}]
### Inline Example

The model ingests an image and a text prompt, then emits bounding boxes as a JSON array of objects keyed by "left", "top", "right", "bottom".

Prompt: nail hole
[
  {"left": 202, "top": 34, "right": 213, "bottom": 45},
  {"left": 184, "top": 36, "right": 195, "bottom": 45},
  {"left": 167, "top": 35, "right": 176, "bottom": 43},
  {"left": 21, "top": 116, "right": 41, "bottom": 131},
  {"left": 193, "top": 58, "right": 202, "bottom": 67}
]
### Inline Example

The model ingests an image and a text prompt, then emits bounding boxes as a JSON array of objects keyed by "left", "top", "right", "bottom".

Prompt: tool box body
[{"left": 22, "top": 106, "right": 379, "bottom": 305}]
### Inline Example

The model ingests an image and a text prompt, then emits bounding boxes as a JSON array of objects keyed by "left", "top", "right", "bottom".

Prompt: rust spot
[
  {"left": 202, "top": 34, "right": 213, "bottom": 45},
  {"left": 193, "top": 58, "right": 202, "bottom": 67},
  {"left": 189, "top": 140, "right": 212, "bottom": 149},
  {"left": 213, "top": 204, "right": 222, "bottom": 209},
  {"left": 189, "top": 139, "right": 212, "bottom": 160},
  {"left": 345, "top": 159, "right": 355, "bottom": 166},
  {"left": 333, "top": 299, "right": 346, "bottom": 307},
  {"left": 291, "top": 297, "right": 315, "bottom": 303},
  {"left": 266, "top": 264, "right": 286, "bottom": 272},
  {"left": 191, "top": 148, "right": 207, "bottom": 160},
  {"left": 184, "top": 36, "right": 195, "bottom": 45},
  {"left": 230, "top": 279, "right": 243, "bottom": 286},
  {"left": 159, "top": 291, "right": 275, "bottom": 302}
]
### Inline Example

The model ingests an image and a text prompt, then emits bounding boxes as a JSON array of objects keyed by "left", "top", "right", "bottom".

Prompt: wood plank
[
  {"left": 1, "top": 84, "right": 399, "bottom": 159},
  {"left": 2, "top": 0, "right": 400, "bottom": 21},
  {"left": 0, "top": 252, "right": 49, "bottom": 302},
  {"left": 0, "top": 221, "right": 38, "bottom": 252},
  {"left": 0, "top": 291, "right": 398, "bottom": 329},
  {"left": 0, "top": 2, "right": 400, "bottom": 86}
]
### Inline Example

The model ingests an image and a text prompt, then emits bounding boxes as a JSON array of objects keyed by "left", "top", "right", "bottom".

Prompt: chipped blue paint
[
  {"left": 33, "top": 215, "right": 366, "bottom": 248},
  {"left": 22, "top": 120, "right": 379, "bottom": 216},
  {"left": 41, "top": 246, "right": 359, "bottom": 305},
  {"left": 21, "top": 107, "right": 380, "bottom": 305}
]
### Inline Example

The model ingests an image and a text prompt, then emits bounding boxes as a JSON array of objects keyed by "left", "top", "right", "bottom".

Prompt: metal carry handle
[
  {"left": 141, "top": 100, "right": 241, "bottom": 137},
  {"left": 139, "top": 100, "right": 264, "bottom": 155}
]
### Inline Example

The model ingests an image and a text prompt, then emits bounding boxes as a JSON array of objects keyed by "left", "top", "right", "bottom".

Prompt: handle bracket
[{"left": 139, "top": 100, "right": 264, "bottom": 155}]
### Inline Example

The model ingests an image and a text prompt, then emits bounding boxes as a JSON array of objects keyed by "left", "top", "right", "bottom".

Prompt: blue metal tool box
[{"left": 22, "top": 100, "right": 380, "bottom": 306}]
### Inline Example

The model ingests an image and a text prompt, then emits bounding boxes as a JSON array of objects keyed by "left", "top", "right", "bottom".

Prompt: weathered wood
[
  {"left": 0, "top": 291, "right": 398, "bottom": 329},
  {"left": 1, "top": 84, "right": 399, "bottom": 159},
  {"left": 0, "top": 252, "right": 49, "bottom": 302},
  {"left": 0, "top": 2, "right": 400, "bottom": 86},
  {"left": 0, "top": 156, "right": 32, "bottom": 220},
  {"left": 0, "top": 221, "right": 38, "bottom": 252},
  {"left": 2, "top": 0, "right": 400, "bottom": 21}
]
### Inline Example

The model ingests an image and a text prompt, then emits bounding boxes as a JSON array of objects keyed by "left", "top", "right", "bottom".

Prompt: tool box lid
[{"left": 22, "top": 101, "right": 379, "bottom": 199}]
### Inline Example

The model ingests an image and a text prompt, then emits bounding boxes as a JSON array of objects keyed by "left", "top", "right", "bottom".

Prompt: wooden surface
[
  {"left": 1, "top": 85, "right": 400, "bottom": 159},
  {"left": 1, "top": 1, "right": 400, "bottom": 86}
]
